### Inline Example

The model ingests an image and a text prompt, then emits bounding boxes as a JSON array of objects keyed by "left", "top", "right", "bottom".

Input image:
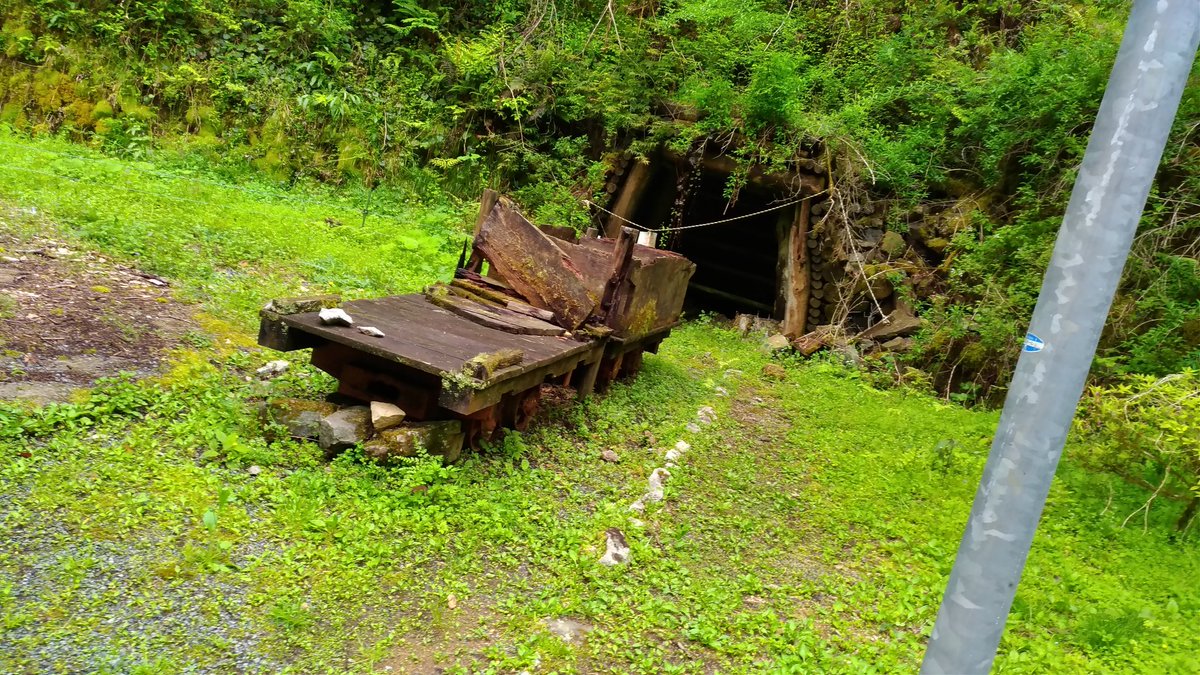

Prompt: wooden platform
[{"left": 272, "top": 294, "right": 603, "bottom": 416}]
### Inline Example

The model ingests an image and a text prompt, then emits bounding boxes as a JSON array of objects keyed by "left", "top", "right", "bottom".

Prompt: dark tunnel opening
[{"left": 626, "top": 165, "right": 785, "bottom": 319}]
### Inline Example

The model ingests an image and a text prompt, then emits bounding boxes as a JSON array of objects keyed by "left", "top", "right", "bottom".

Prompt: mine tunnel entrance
[
  {"left": 617, "top": 159, "right": 790, "bottom": 319},
  {"left": 672, "top": 175, "right": 784, "bottom": 318}
]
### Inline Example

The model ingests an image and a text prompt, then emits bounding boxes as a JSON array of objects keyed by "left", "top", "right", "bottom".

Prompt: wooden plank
[
  {"left": 462, "top": 348, "right": 524, "bottom": 380},
  {"left": 427, "top": 287, "right": 566, "bottom": 336},
  {"left": 456, "top": 268, "right": 513, "bottom": 292},
  {"left": 505, "top": 301, "right": 557, "bottom": 323},
  {"left": 538, "top": 224, "right": 578, "bottom": 243},
  {"left": 280, "top": 295, "right": 594, "bottom": 389},
  {"left": 258, "top": 310, "right": 324, "bottom": 351},
  {"left": 446, "top": 280, "right": 560, "bottom": 326},
  {"left": 474, "top": 203, "right": 597, "bottom": 329},
  {"left": 601, "top": 226, "right": 637, "bottom": 327},
  {"left": 440, "top": 343, "right": 604, "bottom": 413},
  {"left": 467, "top": 189, "right": 501, "bottom": 275},
  {"left": 347, "top": 296, "right": 571, "bottom": 362},
  {"left": 575, "top": 356, "right": 603, "bottom": 399},
  {"left": 782, "top": 198, "right": 811, "bottom": 337}
]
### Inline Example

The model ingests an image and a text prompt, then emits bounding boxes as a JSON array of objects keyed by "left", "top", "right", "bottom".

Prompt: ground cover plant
[{"left": 1, "top": 136, "right": 1198, "bottom": 673}]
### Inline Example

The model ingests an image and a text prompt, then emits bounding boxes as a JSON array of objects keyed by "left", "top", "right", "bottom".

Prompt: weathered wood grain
[
  {"left": 600, "top": 226, "right": 637, "bottom": 327},
  {"left": 474, "top": 203, "right": 597, "bottom": 329},
  {"left": 426, "top": 286, "right": 566, "bottom": 336}
]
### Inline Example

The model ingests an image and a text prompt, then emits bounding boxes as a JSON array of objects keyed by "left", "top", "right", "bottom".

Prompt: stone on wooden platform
[{"left": 318, "top": 307, "right": 354, "bottom": 326}]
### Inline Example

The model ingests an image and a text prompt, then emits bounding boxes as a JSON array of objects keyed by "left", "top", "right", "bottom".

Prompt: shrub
[{"left": 1075, "top": 370, "right": 1200, "bottom": 532}]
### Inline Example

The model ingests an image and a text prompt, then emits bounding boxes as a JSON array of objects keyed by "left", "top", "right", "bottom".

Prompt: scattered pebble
[
  {"left": 714, "top": 386, "right": 729, "bottom": 397},
  {"left": 744, "top": 595, "right": 767, "bottom": 608},
  {"left": 645, "top": 468, "right": 670, "bottom": 503},
  {"left": 256, "top": 360, "right": 290, "bottom": 378},
  {"left": 762, "top": 363, "right": 787, "bottom": 380},
  {"left": 724, "top": 368, "right": 745, "bottom": 379},
  {"left": 629, "top": 499, "right": 645, "bottom": 513},
  {"left": 664, "top": 448, "right": 681, "bottom": 462},
  {"left": 447, "top": 594, "right": 458, "bottom": 610},
  {"left": 600, "top": 449, "right": 620, "bottom": 463},
  {"left": 697, "top": 406, "right": 717, "bottom": 425},
  {"left": 686, "top": 422, "right": 701, "bottom": 434},
  {"left": 675, "top": 440, "right": 691, "bottom": 454},
  {"left": 543, "top": 617, "right": 592, "bottom": 643},
  {"left": 318, "top": 308, "right": 354, "bottom": 326},
  {"left": 763, "top": 333, "right": 790, "bottom": 352},
  {"left": 247, "top": 465, "right": 262, "bottom": 476},
  {"left": 598, "top": 528, "right": 630, "bottom": 566},
  {"left": 629, "top": 517, "right": 645, "bottom": 528},
  {"left": 358, "top": 326, "right": 385, "bottom": 338}
]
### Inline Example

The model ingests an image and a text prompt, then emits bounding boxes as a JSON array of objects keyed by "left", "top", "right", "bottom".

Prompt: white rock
[
  {"left": 248, "top": 465, "right": 262, "bottom": 476},
  {"left": 685, "top": 422, "right": 701, "bottom": 434},
  {"left": 664, "top": 448, "right": 681, "bottom": 462},
  {"left": 256, "top": 360, "right": 290, "bottom": 377},
  {"left": 318, "top": 308, "right": 354, "bottom": 326},
  {"left": 714, "top": 386, "right": 729, "bottom": 397},
  {"left": 675, "top": 440, "right": 691, "bottom": 453},
  {"left": 598, "top": 528, "right": 631, "bottom": 566},
  {"left": 543, "top": 617, "right": 592, "bottom": 643},
  {"left": 697, "top": 406, "right": 717, "bottom": 425},
  {"left": 629, "top": 499, "right": 645, "bottom": 513},
  {"left": 764, "top": 333, "right": 791, "bottom": 352},
  {"left": 645, "top": 467, "right": 671, "bottom": 503},
  {"left": 358, "top": 326, "right": 385, "bottom": 338},
  {"left": 629, "top": 517, "right": 645, "bottom": 528},
  {"left": 600, "top": 449, "right": 620, "bottom": 463},
  {"left": 370, "top": 401, "right": 407, "bottom": 431}
]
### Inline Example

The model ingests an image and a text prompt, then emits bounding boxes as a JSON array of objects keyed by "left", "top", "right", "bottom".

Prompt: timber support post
[{"left": 605, "top": 161, "right": 651, "bottom": 237}]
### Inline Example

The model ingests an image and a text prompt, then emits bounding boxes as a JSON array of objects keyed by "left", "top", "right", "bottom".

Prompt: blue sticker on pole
[{"left": 1023, "top": 333, "right": 1045, "bottom": 353}]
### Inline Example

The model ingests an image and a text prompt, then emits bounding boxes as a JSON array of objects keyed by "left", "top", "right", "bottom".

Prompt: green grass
[
  {"left": 0, "top": 136, "right": 1197, "bottom": 673},
  {"left": 0, "top": 130, "right": 468, "bottom": 326}
]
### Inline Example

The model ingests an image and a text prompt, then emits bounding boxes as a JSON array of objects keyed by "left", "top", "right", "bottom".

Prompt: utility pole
[{"left": 921, "top": 2, "right": 1200, "bottom": 673}]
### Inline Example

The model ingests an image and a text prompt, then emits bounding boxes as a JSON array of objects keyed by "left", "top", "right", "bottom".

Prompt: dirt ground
[{"left": 0, "top": 224, "right": 195, "bottom": 403}]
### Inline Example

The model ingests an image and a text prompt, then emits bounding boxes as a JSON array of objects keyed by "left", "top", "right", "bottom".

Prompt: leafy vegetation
[
  {"left": 0, "top": 138, "right": 1197, "bottom": 672},
  {"left": 1076, "top": 370, "right": 1200, "bottom": 533},
  {"left": 1, "top": 0, "right": 1196, "bottom": 399}
]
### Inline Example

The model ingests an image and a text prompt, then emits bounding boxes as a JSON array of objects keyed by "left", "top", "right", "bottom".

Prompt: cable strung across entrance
[{"left": 584, "top": 187, "right": 828, "bottom": 234}]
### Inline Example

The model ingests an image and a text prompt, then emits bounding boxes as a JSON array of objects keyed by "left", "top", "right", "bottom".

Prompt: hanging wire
[{"left": 584, "top": 186, "right": 829, "bottom": 233}]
